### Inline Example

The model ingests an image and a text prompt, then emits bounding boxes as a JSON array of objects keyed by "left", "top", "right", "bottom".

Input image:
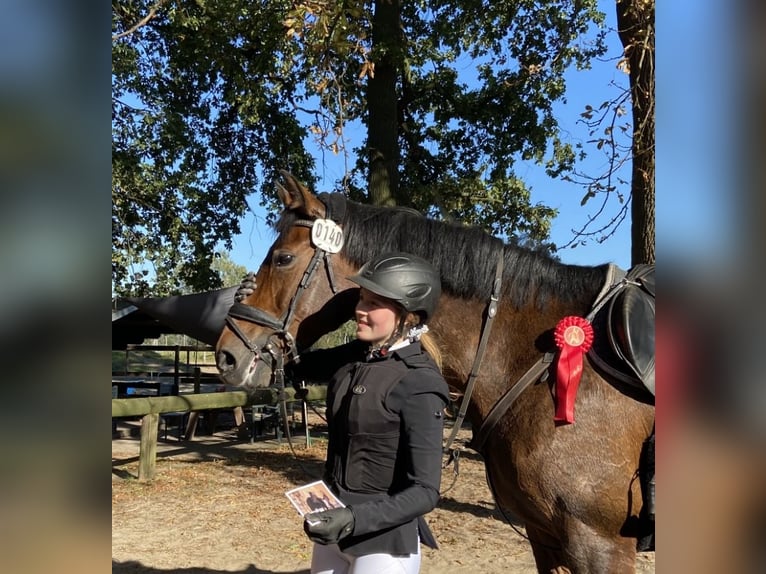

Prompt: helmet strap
[{"left": 367, "top": 314, "right": 408, "bottom": 359}]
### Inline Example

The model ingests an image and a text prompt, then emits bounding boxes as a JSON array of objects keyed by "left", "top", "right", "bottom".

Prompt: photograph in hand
[{"left": 285, "top": 480, "right": 345, "bottom": 522}]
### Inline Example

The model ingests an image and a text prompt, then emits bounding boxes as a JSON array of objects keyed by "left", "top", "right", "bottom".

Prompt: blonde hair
[
  {"left": 404, "top": 312, "right": 443, "bottom": 371},
  {"left": 420, "top": 332, "right": 443, "bottom": 372}
]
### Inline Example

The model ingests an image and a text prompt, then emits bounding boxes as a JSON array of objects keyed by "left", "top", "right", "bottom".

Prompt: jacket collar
[{"left": 366, "top": 340, "right": 422, "bottom": 362}]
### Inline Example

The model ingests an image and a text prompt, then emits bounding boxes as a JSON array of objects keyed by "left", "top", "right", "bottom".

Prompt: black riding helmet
[{"left": 348, "top": 252, "right": 441, "bottom": 322}]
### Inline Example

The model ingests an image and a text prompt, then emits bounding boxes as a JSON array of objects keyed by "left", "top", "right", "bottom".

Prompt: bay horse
[{"left": 215, "top": 171, "right": 655, "bottom": 573}]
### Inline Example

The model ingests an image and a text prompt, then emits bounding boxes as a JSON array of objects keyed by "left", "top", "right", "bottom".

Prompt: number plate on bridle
[{"left": 311, "top": 219, "right": 344, "bottom": 253}]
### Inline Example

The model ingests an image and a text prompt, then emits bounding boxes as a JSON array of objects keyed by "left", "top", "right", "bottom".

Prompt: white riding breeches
[{"left": 310, "top": 541, "right": 422, "bottom": 574}]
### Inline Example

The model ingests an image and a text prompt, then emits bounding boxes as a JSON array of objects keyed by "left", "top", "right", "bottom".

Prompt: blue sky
[
  {"left": 656, "top": 0, "right": 735, "bottom": 267},
  {"left": 225, "top": 0, "right": 688, "bottom": 270}
]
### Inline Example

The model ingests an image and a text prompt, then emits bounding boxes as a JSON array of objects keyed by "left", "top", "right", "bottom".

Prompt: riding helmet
[{"left": 348, "top": 252, "right": 441, "bottom": 322}]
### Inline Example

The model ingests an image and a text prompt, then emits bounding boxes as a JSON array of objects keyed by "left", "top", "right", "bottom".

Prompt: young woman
[{"left": 286, "top": 251, "right": 450, "bottom": 574}]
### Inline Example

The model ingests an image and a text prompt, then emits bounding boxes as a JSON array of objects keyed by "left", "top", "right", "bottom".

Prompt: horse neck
[
  {"left": 337, "top": 205, "right": 610, "bottom": 418},
  {"left": 431, "top": 266, "right": 605, "bottom": 425}
]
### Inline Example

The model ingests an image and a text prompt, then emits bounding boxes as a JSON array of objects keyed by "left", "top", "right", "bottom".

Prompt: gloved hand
[
  {"left": 234, "top": 272, "right": 257, "bottom": 302},
  {"left": 303, "top": 507, "right": 355, "bottom": 545}
]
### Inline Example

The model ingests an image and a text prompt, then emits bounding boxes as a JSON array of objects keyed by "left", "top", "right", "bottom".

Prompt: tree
[
  {"left": 113, "top": 0, "right": 611, "bottom": 295},
  {"left": 617, "top": 0, "right": 654, "bottom": 264},
  {"left": 536, "top": 0, "right": 653, "bottom": 265},
  {"left": 211, "top": 253, "right": 248, "bottom": 289},
  {"left": 112, "top": 0, "right": 316, "bottom": 296}
]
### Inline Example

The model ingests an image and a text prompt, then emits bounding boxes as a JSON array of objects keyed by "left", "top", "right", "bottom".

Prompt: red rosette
[{"left": 553, "top": 316, "right": 594, "bottom": 424}]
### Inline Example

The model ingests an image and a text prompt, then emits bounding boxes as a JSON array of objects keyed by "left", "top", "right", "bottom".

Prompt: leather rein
[{"left": 442, "top": 252, "right": 504, "bottom": 462}]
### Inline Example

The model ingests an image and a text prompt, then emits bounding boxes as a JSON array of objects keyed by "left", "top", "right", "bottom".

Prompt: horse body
[
  {"left": 433, "top": 288, "right": 654, "bottom": 572},
  {"left": 215, "top": 172, "right": 655, "bottom": 573}
]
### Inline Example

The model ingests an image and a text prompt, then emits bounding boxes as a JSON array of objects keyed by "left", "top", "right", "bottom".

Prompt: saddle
[
  {"left": 588, "top": 264, "right": 656, "bottom": 550},
  {"left": 588, "top": 264, "right": 655, "bottom": 400}
]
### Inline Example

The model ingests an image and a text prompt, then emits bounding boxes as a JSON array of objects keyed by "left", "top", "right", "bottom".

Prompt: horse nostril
[{"left": 216, "top": 350, "right": 236, "bottom": 373}]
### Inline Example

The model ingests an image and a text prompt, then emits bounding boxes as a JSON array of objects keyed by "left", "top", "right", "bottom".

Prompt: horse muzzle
[
  {"left": 215, "top": 339, "right": 269, "bottom": 388},
  {"left": 216, "top": 325, "right": 296, "bottom": 389}
]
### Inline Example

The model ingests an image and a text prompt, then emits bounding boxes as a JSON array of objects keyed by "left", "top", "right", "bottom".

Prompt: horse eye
[{"left": 274, "top": 252, "right": 295, "bottom": 267}]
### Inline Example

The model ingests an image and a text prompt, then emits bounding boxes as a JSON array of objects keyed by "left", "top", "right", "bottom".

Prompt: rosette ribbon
[{"left": 553, "top": 316, "right": 594, "bottom": 424}]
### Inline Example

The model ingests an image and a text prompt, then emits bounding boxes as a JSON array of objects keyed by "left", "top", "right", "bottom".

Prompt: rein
[
  {"left": 442, "top": 253, "right": 503, "bottom": 472},
  {"left": 470, "top": 263, "right": 626, "bottom": 454}
]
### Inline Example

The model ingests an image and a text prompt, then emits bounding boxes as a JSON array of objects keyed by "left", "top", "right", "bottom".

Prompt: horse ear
[{"left": 277, "top": 170, "right": 326, "bottom": 219}]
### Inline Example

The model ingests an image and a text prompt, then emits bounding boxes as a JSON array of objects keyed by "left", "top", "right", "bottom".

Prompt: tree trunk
[
  {"left": 617, "top": 0, "right": 655, "bottom": 265},
  {"left": 366, "top": 0, "right": 401, "bottom": 206}
]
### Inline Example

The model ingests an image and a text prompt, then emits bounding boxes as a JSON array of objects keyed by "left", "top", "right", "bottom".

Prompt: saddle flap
[{"left": 606, "top": 265, "right": 655, "bottom": 394}]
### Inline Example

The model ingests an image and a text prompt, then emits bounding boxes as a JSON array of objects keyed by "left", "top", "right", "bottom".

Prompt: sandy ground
[{"left": 112, "top": 413, "right": 655, "bottom": 573}]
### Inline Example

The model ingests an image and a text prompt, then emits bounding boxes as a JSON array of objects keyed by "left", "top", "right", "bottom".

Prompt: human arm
[{"left": 285, "top": 339, "right": 366, "bottom": 384}]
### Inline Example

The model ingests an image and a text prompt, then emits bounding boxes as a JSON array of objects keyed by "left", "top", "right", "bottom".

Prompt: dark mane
[{"left": 277, "top": 196, "right": 611, "bottom": 310}]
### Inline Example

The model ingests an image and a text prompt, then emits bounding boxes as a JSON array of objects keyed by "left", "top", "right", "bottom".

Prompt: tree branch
[{"left": 113, "top": 0, "right": 168, "bottom": 41}]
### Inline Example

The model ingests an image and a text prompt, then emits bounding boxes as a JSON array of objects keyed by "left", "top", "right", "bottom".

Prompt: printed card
[{"left": 285, "top": 480, "right": 345, "bottom": 520}]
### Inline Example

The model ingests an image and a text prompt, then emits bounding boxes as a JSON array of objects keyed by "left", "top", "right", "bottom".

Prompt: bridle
[
  {"left": 223, "top": 195, "right": 347, "bottom": 474},
  {"left": 225, "top": 221, "right": 343, "bottom": 382},
  {"left": 224, "top": 193, "right": 347, "bottom": 385}
]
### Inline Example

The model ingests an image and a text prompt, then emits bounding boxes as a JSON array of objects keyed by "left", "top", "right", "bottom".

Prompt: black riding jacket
[{"left": 287, "top": 339, "right": 449, "bottom": 556}]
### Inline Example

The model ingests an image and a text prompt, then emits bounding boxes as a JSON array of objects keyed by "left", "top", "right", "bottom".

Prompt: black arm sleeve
[
  {"left": 350, "top": 369, "right": 449, "bottom": 535},
  {"left": 285, "top": 339, "right": 366, "bottom": 383}
]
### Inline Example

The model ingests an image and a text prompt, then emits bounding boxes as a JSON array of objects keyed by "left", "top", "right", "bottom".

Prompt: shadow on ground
[{"left": 113, "top": 560, "right": 309, "bottom": 574}]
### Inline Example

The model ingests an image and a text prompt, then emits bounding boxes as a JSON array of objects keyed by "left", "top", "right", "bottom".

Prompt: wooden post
[
  {"left": 193, "top": 366, "right": 201, "bottom": 394},
  {"left": 185, "top": 367, "right": 203, "bottom": 440},
  {"left": 138, "top": 413, "right": 159, "bottom": 480},
  {"left": 173, "top": 345, "right": 180, "bottom": 389}
]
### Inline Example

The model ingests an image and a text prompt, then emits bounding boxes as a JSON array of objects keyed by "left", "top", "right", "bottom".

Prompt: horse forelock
[
  {"left": 275, "top": 196, "right": 610, "bottom": 311},
  {"left": 274, "top": 209, "right": 300, "bottom": 236}
]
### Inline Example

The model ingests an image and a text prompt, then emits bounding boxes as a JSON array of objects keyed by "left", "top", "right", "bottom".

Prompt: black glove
[
  {"left": 303, "top": 507, "right": 355, "bottom": 545},
  {"left": 234, "top": 272, "right": 257, "bottom": 302}
]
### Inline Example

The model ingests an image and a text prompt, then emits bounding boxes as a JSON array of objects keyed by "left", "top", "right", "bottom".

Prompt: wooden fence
[
  {"left": 113, "top": 344, "right": 217, "bottom": 388},
  {"left": 112, "top": 386, "right": 328, "bottom": 480}
]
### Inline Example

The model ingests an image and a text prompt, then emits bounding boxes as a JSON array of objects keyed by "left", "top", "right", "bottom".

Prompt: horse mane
[{"left": 276, "top": 195, "right": 611, "bottom": 310}]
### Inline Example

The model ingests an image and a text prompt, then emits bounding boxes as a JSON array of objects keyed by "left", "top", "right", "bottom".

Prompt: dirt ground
[{"left": 112, "top": 412, "right": 655, "bottom": 574}]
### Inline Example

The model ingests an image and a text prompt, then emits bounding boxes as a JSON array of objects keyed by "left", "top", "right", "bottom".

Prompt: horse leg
[
  {"left": 525, "top": 524, "right": 569, "bottom": 574},
  {"left": 526, "top": 520, "right": 638, "bottom": 574},
  {"left": 562, "top": 517, "right": 638, "bottom": 574}
]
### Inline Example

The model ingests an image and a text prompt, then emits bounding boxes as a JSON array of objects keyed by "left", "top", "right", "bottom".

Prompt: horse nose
[{"left": 215, "top": 348, "right": 237, "bottom": 374}]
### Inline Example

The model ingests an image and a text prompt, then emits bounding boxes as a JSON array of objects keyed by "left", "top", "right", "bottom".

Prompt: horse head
[{"left": 215, "top": 171, "right": 359, "bottom": 390}]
